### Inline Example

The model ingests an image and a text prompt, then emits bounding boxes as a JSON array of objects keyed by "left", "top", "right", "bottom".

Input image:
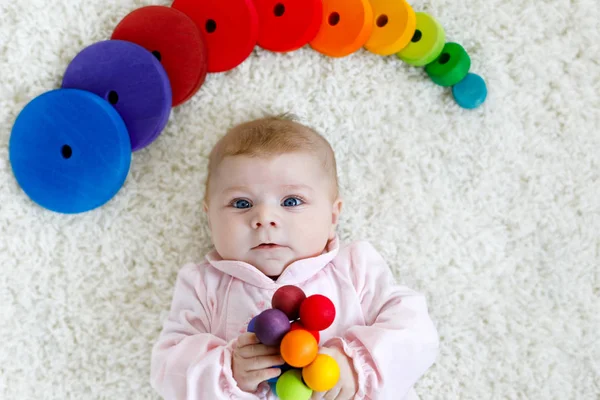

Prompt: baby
[{"left": 150, "top": 115, "right": 439, "bottom": 400}]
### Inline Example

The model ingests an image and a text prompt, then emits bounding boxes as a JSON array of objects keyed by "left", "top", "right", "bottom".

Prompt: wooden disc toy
[
  {"left": 309, "top": 0, "right": 373, "bottom": 58},
  {"left": 172, "top": 0, "right": 259, "bottom": 72},
  {"left": 397, "top": 12, "right": 445, "bottom": 66},
  {"left": 452, "top": 73, "right": 488, "bottom": 109},
  {"left": 364, "top": 0, "right": 416, "bottom": 56},
  {"left": 111, "top": 6, "right": 208, "bottom": 107},
  {"left": 425, "top": 42, "right": 471, "bottom": 87},
  {"left": 254, "top": 0, "right": 323, "bottom": 52},
  {"left": 62, "top": 40, "right": 172, "bottom": 152},
  {"left": 9, "top": 89, "right": 131, "bottom": 214}
]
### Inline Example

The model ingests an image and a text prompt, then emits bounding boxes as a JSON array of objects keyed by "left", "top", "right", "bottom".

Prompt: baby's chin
[
  {"left": 241, "top": 251, "right": 299, "bottom": 277},
  {"left": 247, "top": 257, "right": 290, "bottom": 277}
]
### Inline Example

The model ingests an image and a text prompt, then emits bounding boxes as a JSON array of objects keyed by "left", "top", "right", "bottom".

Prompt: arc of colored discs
[{"left": 9, "top": 0, "right": 487, "bottom": 214}]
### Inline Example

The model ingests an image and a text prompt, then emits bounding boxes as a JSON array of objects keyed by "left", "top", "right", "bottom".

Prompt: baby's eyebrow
[
  {"left": 221, "top": 184, "right": 314, "bottom": 196},
  {"left": 282, "top": 184, "right": 315, "bottom": 194}
]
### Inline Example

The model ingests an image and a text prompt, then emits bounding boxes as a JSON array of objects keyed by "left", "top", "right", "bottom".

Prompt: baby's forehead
[{"left": 214, "top": 153, "right": 329, "bottom": 188}]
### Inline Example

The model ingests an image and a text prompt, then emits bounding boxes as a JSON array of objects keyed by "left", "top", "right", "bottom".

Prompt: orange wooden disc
[{"left": 309, "top": 0, "right": 373, "bottom": 58}]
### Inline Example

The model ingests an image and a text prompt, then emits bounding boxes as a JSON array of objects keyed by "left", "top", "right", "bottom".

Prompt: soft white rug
[{"left": 0, "top": 0, "right": 598, "bottom": 399}]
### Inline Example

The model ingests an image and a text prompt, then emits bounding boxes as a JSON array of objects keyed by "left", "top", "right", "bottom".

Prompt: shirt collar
[{"left": 205, "top": 236, "right": 340, "bottom": 289}]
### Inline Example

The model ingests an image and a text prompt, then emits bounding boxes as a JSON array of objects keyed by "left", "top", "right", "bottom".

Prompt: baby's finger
[
  {"left": 237, "top": 343, "right": 281, "bottom": 359},
  {"left": 324, "top": 385, "right": 342, "bottom": 400},
  {"left": 247, "top": 367, "right": 282, "bottom": 384},
  {"left": 244, "top": 354, "right": 286, "bottom": 371},
  {"left": 310, "top": 391, "right": 325, "bottom": 400},
  {"left": 336, "top": 388, "right": 354, "bottom": 400},
  {"left": 236, "top": 333, "right": 260, "bottom": 348}
]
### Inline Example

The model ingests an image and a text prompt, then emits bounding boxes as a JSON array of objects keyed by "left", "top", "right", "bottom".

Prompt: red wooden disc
[
  {"left": 111, "top": 6, "right": 208, "bottom": 107},
  {"left": 172, "top": 0, "right": 259, "bottom": 73},
  {"left": 254, "top": 0, "right": 323, "bottom": 52}
]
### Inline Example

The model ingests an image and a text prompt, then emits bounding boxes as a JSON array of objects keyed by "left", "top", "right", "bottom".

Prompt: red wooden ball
[
  {"left": 299, "top": 294, "right": 335, "bottom": 331},
  {"left": 272, "top": 285, "right": 306, "bottom": 320},
  {"left": 290, "top": 321, "right": 320, "bottom": 343}
]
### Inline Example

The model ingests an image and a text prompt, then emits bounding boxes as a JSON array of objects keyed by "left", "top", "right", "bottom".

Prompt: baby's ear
[
  {"left": 203, "top": 201, "right": 211, "bottom": 229},
  {"left": 329, "top": 198, "right": 343, "bottom": 239}
]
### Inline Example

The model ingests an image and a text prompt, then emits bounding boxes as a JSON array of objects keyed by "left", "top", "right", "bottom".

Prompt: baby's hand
[
  {"left": 232, "top": 332, "right": 285, "bottom": 393},
  {"left": 310, "top": 346, "right": 358, "bottom": 400}
]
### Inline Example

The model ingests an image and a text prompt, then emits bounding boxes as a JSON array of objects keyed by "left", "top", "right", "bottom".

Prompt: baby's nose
[
  {"left": 251, "top": 206, "right": 279, "bottom": 228},
  {"left": 255, "top": 220, "right": 277, "bottom": 228}
]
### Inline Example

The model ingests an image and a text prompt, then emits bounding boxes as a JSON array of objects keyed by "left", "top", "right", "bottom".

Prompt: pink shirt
[{"left": 150, "top": 237, "right": 439, "bottom": 399}]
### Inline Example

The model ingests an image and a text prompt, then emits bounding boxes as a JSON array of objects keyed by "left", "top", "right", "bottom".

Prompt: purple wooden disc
[{"left": 62, "top": 40, "right": 172, "bottom": 151}]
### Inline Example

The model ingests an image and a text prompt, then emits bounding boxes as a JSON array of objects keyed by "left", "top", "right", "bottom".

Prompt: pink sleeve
[
  {"left": 150, "top": 264, "right": 260, "bottom": 400},
  {"left": 324, "top": 242, "right": 439, "bottom": 399}
]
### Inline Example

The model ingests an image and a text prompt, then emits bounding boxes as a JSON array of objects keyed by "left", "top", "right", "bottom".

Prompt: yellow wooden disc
[{"left": 364, "top": 0, "right": 416, "bottom": 56}]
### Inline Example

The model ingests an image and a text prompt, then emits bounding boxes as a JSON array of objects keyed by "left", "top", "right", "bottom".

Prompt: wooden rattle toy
[{"left": 245, "top": 285, "right": 340, "bottom": 399}]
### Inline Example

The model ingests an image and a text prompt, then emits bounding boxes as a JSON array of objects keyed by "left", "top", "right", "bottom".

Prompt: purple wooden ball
[{"left": 254, "top": 309, "right": 291, "bottom": 346}]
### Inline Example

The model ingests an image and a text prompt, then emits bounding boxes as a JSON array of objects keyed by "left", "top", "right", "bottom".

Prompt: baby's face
[{"left": 205, "top": 152, "right": 342, "bottom": 277}]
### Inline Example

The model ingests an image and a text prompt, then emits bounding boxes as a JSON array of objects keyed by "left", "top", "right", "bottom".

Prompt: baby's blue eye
[
  {"left": 232, "top": 199, "right": 252, "bottom": 209},
  {"left": 282, "top": 197, "right": 303, "bottom": 207}
]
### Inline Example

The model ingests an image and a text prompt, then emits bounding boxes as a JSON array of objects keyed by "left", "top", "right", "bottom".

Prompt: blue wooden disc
[
  {"left": 452, "top": 73, "right": 487, "bottom": 109},
  {"left": 62, "top": 40, "right": 172, "bottom": 151},
  {"left": 9, "top": 89, "right": 132, "bottom": 214}
]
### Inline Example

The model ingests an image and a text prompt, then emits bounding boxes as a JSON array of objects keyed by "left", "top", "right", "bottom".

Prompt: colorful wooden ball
[
  {"left": 280, "top": 329, "right": 319, "bottom": 368},
  {"left": 254, "top": 309, "right": 291, "bottom": 346},
  {"left": 254, "top": 0, "right": 323, "bottom": 52},
  {"left": 272, "top": 285, "right": 306, "bottom": 320},
  {"left": 302, "top": 354, "right": 340, "bottom": 392},
  {"left": 299, "top": 295, "right": 335, "bottom": 331},
  {"left": 276, "top": 369, "right": 312, "bottom": 400},
  {"left": 397, "top": 12, "right": 445, "bottom": 67},
  {"left": 452, "top": 73, "right": 487, "bottom": 109},
  {"left": 62, "top": 40, "right": 171, "bottom": 152},
  {"left": 364, "top": 0, "right": 416, "bottom": 56},
  {"left": 290, "top": 321, "right": 320, "bottom": 344},
  {"left": 172, "top": 0, "right": 259, "bottom": 72},
  {"left": 9, "top": 89, "right": 131, "bottom": 214},
  {"left": 425, "top": 42, "right": 471, "bottom": 87},
  {"left": 309, "top": 0, "right": 373, "bottom": 57},
  {"left": 111, "top": 6, "right": 208, "bottom": 107}
]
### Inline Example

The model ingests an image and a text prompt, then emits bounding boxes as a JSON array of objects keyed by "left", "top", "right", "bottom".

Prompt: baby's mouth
[{"left": 253, "top": 243, "right": 283, "bottom": 250}]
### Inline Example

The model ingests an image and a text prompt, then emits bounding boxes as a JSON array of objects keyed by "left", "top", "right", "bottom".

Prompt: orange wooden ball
[
  {"left": 280, "top": 329, "right": 319, "bottom": 368},
  {"left": 290, "top": 321, "right": 320, "bottom": 344}
]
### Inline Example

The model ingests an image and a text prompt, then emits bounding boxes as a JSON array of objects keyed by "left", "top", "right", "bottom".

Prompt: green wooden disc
[{"left": 425, "top": 42, "right": 471, "bottom": 87}]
